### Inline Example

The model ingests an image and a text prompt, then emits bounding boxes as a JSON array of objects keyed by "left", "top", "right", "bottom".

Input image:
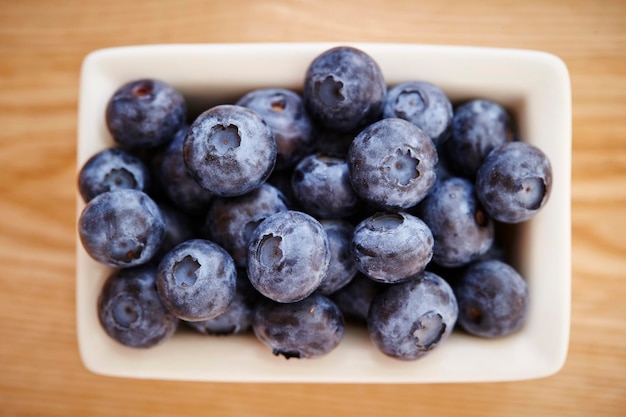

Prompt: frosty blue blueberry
[
  {"left": 446, "top": 99, "right": 515, "bottom": 179},
  {"left": 454, "top": 260, "right": 529, "bottom": 338},
  {"left": 106, "top": 78, "right": 186, "bottom": 149},
  {"left": 303, "top": 46, "right": 386, "bottom": 133},
  {"left": 383, "top": 81, "right": 453, "bottom": 146},
  {"left": 78, "top": 189, "right": 165, "bottom": 268},
  {"left": 157, "top": 239, "right": 237, "bottom": 321},
  {"left": 183, "top": 104, "right": 277, "bottom": 197},
  {"left": 78, "top": 147, "right": 151, "bottom": 203},
  {"left": 291, "top": 153, "right": 360, "bottom": 219},
  {"left": 98, "top": 264, "right": 179, "bottom": 348},
  {"left": 237, "top": 88, "right": 315, "bottom": 170},
  {"left": 417, "top": 177, "right": 495, "bottom": 267},
  {"left": 253, "top": 294, "right": 344, "bottom": 359},
  {"left": 352, "top": 212, "right": 434, "bottom": 283},
  {"left": 368, "top": 271, "right": 458, "bottom": 360},
  {"left": 247, "top": 210, "right": 330, "bottom": 303},
  {"left": 348, "top": 118, "right": 438, "bottom": 210},
  {"left": 476, "top": 141, "right": 552, "bottom": 223}
]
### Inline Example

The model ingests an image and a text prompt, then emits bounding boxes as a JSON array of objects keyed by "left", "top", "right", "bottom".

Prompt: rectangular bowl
[{"left": 77, "top": 42, "right": 571, "bottom": 383}]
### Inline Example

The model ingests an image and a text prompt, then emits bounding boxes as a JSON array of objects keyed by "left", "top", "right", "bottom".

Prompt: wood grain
[{"left": 1, "top": 0, "right": 625, "bottom": 415}]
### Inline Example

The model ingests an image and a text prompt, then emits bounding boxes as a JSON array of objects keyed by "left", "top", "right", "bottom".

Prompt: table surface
[{"left": 1, "top": 0, "right": 625, "bottom": 415}]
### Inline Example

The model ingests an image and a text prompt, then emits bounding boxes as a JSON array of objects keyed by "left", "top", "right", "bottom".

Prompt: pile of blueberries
[{"left": 78, "top": 46, "right": 552, "bottom": 361}]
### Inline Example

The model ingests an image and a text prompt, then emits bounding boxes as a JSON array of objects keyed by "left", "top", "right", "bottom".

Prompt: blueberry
[
  {"left": 247, "top": 210, "right": 331, "bottom": 303},
  {"left": 204, "top": 183, "right": 289, "bottom": 267},
  {"left": 475, "top": 239, "right": 509, "bottom": 263},
  {"left": 266, "top": 169, "right": 302, "bottom": 211},
  {"left": 316, "top": 220, "right": 358, "bottom": 295},
  {"left": 313, "top": 128, "right": 355, "bottom": 157},
  {"left": 158, "top": 125, "right": 214, "bottom": 214},
  {"left": 78, "top": 147, "right": 151, "bottom": 202},
  {"left": 156, "top": 239, "right": 237, "bottom": 321},
  {"left": 368, "top": 271, "right": 458, "bottom": 360},
  {"left": 475, "top": 141, "right": 552, "bottom": 223},
  {"left": 348, "top": 118, "right": 438, "bottom": 210},
  {"left": 155, "top": 202, "right": 196, "bottom": 260},
  {"left": 142, "top": 149, "right": 169, "bottom": 203},
  {"left": 253, "top": 294, "right": 344, "bottom": 359},
  {"left": 424, "top": 262, "right": 466, "bottom": 290},
  {"left": 352, "top": 212, "right": 433, "bottom": 283},
  {"left": 303, "top": 46, "right": 386, "bottom": 133},
  {"left": 424, "top": 230, "right": 507, "bottom": 290},
  {"left": 417, "top": 177, "right": 494, "bottom": 267},
  {"left": 433, "top": 140, "right": 455, "bottom": 184},
  {"left": 383, "top": 81, "right": 453, "bottom": 146},
  {"left": 454, "top": 260, "right": 529, "bottom": 338},
  {"left": 330, "top": 273, "right": 386, "bottom": 323},
  {"left": 183, "top": 104, "right": 277, "bottom": 197},
  {"left": 291, "top": 153, "right": 360, "bottom": 219},
  {"left": 446, "top": 99, "right": 515, "bottom": 179},
  {"left": 236, "top": 88, "right": 315, "bottom": 170},
  {"left": 78, "top": 189, "right": 165, "bottom": 268},
  {"left": 106, "top": 79, "right": 186, "bottom": 149},
  {"left": 98, "top": 264, "right": 179, "bottom": 348},
  {"left": 185, "top": 269, "right": 259, "bottom": 335}
]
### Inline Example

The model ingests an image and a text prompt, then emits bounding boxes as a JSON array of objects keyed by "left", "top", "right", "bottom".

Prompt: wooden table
[{"left": 1, "top": 1, "right": 624, "bottom": 415}]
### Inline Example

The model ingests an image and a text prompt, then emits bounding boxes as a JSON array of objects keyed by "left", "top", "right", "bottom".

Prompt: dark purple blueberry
[
  {"left": 247, "top": 211, "right": 330, "bottom": 303},
  {"left": 425, "top": 262, "right": 467, "bottom": 290},
  {"left": 78, "top": 147, "right": 151, "bottom": 203},
  {"left": 417, "top": 177, "right": 494, "bottom": 267},
  {"left": 313, "top": 128, "right": 355, "bottom": 156},
  {"left": 446, "top": 99, "right": 515, "bottom": 179},
  {"left": 316, "top": 220, "right": 358, "bottom": 295},
  {"left": 266, "top": 169, "right": 302, "bottom": 210},
  {"left": 154, "top": 202, "right": 196, "bottom": 260},
  {"left": 98, "top": 264, "right": 179, "bottom": 348},
  {"left": 454, "top": 260, "right": 529, "bottom": 338},
  {"left": 156, "top": 239, "right": 236, "bottom": 321},
  {"left": 476, "top": 141, "right": 552, "bottom": 223},
  {"left": 383, "top": 81, "right": 453, "bottom": 146},
  {"left": 303, "top": 46, "right": 386, "bottom": 133},
  {"left": 475, "top": 239, "right": 509, "bottom": 263},
  {"left": 236, "top": 88, "right": 315, "bottom": 170},
  {"left": 183, "top": 104, "right": 277, "bottom": 197},
  {"left": 291, "top": 153, "right": 360, "bottom": 219},
  {"left": 434, "top": 139, "right": 455, "bottom": 185},
  {"left": 253, "top": 294, "right": 344, "bottom": 359},
  {"left": 345, "top": 200, "right": 380, "bottom": 228},
  {"left": 78, "top": 189, "right": 165, "bottom": 268},
  {"left": 158, "top": 125, "right": 214, "bottom": 214},
  {"left": 143, "top": 148, "right": 169, "bottom": 203},
  {"left": 185, "top": 270, "right": 258, "bottom": 335},
  {"left": 106, "top": 78, "right": 186, "bottom": 149},
  {"left": 352, "top": 212, "right": 433, "bottom": 283},
  {"left": 348, "top": 118, "right": 438, "bottom": 210},
  {"left": 330, "top": 273, "right": 386, "bottom": 323},
  {"left": 368, "top": 271, "right": 458, "bottom": 361},
  {"left": 204, "top": 183, "right": 289, "bottom": 267}
]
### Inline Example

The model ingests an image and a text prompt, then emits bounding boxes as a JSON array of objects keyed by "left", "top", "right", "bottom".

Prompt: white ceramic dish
[{"left": 77, "top": 43, "right": 571, "bottom": 383}]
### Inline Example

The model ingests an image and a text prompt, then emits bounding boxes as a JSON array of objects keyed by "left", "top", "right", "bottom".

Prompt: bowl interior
[{"left": 77, "top": 43, "right": 571, "bottom": 383}]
